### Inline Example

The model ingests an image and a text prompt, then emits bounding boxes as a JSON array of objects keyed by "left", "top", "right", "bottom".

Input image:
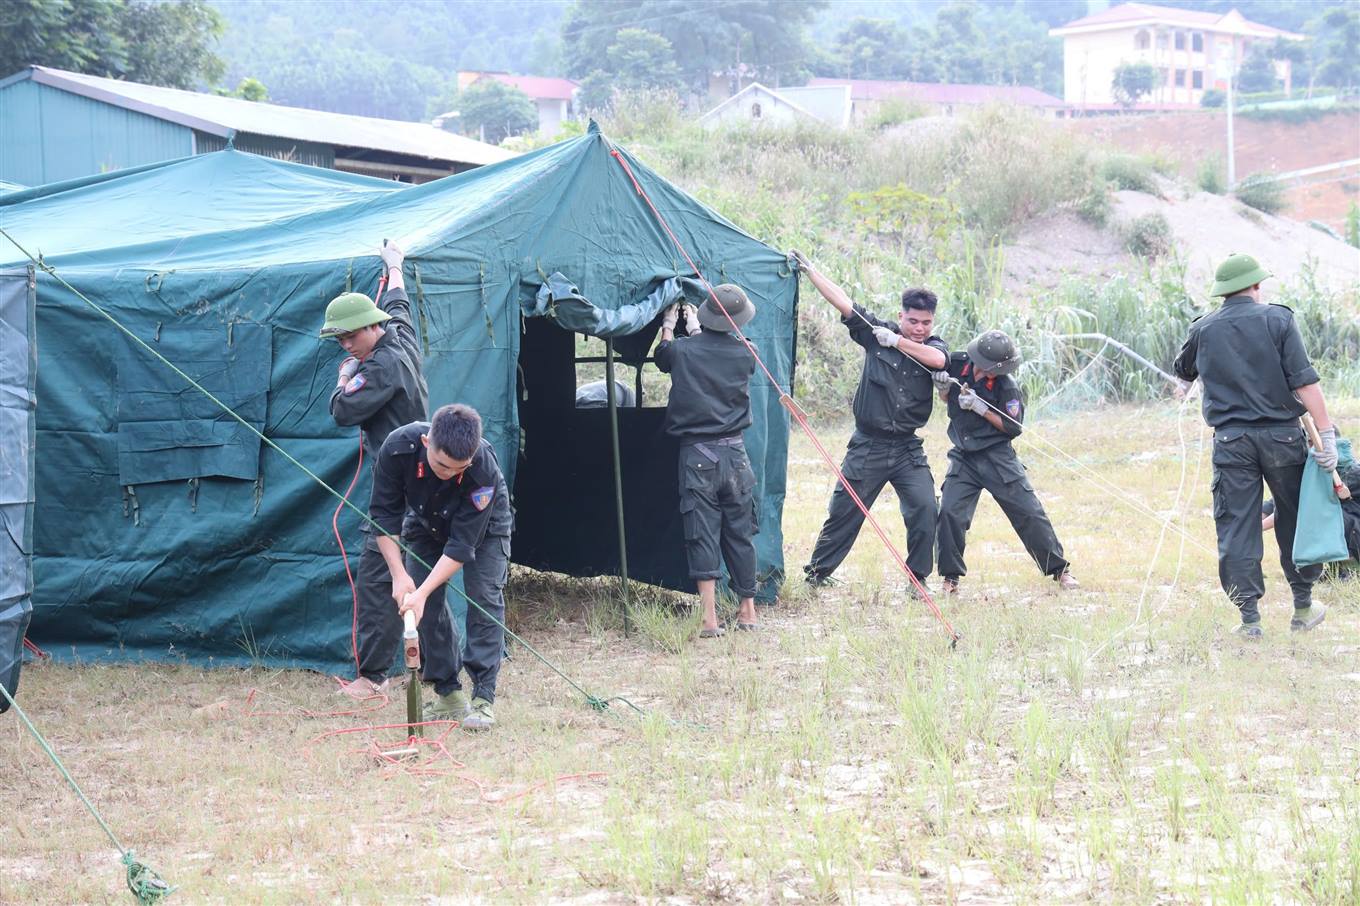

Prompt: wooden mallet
[{"left": 1301, "top": 413, "right": 1351, "bottom": 500}]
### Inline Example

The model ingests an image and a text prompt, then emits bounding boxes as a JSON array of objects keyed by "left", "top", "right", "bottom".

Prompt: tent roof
[
  {"left": 0, "top": 126, "right": 780, "bottom": 312},
  {"left": 4, "top": 66, "right": 516, "bottom": 167}
]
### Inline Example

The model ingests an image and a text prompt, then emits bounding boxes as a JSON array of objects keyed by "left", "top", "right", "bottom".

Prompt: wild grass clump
[
  {"left": 1125, "top": 212, "right": 1173, "bottom": 259},
  {"left": 1077, "top": 179, "right": 1112, "bottom": 226},
  {"left": 1234, "top": 173, "right": 1287, "bottom": 215},
  {"left": 1100, "top": 154, "right": 1158, "bottom": 194},
  {"left": 1196, "top": 155, "right": 1225, "bottom": 194}
]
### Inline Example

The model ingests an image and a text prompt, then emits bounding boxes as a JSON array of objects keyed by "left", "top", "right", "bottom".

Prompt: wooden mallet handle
[{"left": 1301, "top": 414, "right": 1351, "bottom": 500}]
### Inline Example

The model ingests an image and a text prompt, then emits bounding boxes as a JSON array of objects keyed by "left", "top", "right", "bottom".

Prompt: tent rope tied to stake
[
  {"left": 0, "top": 228, "right": 652, "bottom": 724},
  {"left": 0, "top": 682, "right": 174, "bottom": 904}
]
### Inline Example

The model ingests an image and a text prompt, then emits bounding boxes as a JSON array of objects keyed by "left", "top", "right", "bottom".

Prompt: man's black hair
[
  {"left": 900, "top": 288, "right": 938, "bottom": 313},
  {"left": 429, "top": 403, "right": 482, "bottom": 460}
]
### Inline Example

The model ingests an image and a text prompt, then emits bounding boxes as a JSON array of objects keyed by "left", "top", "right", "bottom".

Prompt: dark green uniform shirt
[
  {"left": 655, "top": 329, "right": 756, "bottom": 440},
  {"left": 943, "top": 352, "right": 1024, "bottom": 452},
  {"left": 1173, "top": 295, "right": 1319, "bottom": 429},
  {"left": 330, "top": 285, "right": 429, "bottom": 461},
  {"left": 843, "top": 304, "right": 947, "bottom": 437},
  {"left": 369, "top": 423, "right": 513, "bottom": 563}
]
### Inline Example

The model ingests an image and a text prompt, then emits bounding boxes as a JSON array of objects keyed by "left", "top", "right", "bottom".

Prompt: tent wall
[
  {"left": 0, "top": 268, "right": 36, "bottom": 708},
  {"left": 8, "top": 133, "right": 796, "bottom": 672}
]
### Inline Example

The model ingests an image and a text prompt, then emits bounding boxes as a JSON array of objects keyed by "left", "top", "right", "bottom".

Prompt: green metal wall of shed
[
  {"left": 193, "top": 131, "right": 334, "bottom": 169},
  {"left": 0, "top": 80, "right": 194, "bottom": 185}
]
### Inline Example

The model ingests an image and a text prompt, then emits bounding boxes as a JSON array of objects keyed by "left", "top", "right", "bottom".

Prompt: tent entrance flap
[
  {"left": 512, "top": 316, "right": 691, "bottom": 591},
  {"left": 0, "top": 268, "right": 36, "bottom": 710}
]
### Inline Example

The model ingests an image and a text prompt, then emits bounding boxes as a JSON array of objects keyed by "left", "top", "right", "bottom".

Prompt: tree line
[{"left": 1, "top": 0, "right": 1355, "bottom": 141}]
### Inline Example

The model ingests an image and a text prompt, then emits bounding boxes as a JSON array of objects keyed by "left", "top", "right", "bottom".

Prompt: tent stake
[{"left": 605, "top": 339, "right": 632, "bottom": 636}]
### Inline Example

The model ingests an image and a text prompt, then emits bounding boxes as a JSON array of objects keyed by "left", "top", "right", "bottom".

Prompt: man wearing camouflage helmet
[
  {"left": 320, "top": 242, "right": 432, "bottom": 695},
  {"left": 934, "top": 329, "right": 1077, "bottom": 594},
  {"left": 1174, "top": 253, "right": 1335, "bottom": 638}
]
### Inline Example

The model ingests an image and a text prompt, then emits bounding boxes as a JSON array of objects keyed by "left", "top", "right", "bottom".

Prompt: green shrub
[
  {"left": 1196, "top": 155, "right": 1225, "bottom": 194},
  {"left": 1201, "top": 88, "right": 1225, "bottom": 108},
  {"left": 1100, "top": 154, "right": 1156, "bottom": 194},
  {"left": 1076, "top": 179, "right": 1111, "bottom": 226},
  {"left": 865, "top": 97, "right": 928, "bottom": 130},
  {"left": 1125, "top": 213, "right": 1172, "bottom": 258},
  {"left": 1234, "top": 173, "right": 1286, "bottom": 215},
  {"left": 1346, "top": 202, "right": 1360, "bottom": 249}
]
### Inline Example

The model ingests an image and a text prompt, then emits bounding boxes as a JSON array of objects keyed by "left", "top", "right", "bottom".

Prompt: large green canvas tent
[{"left": 0, "top": 127, "right": 797, "bottom": 672}]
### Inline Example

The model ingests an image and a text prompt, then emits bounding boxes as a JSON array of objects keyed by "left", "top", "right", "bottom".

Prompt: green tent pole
[{"left": 604, "top": 339, "right": 632, "bottom": 636}]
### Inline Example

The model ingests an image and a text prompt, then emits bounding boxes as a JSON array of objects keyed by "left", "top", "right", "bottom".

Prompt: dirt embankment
[
  {"left": 1003, "top": 177, "right": 1360, "bottom": 298},
  {"left": 1066, "top": 109, "right": 1360, "bottom": 229}
]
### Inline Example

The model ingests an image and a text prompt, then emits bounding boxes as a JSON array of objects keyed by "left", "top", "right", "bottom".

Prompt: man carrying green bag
[
  {"left": 1293, "top": 416, "right": 1353, "bottom": 570},
  {"left": 1174, "top": 253, "right": 1337, "bottom": 639}
]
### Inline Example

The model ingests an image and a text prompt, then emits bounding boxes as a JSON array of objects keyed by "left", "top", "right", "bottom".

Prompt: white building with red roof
[
  {"left": 456, "top": 72, "right": 579, "bottom": 135},
  {"left": 1049, "top": 3, "right": 1303, "bottom": 110}
]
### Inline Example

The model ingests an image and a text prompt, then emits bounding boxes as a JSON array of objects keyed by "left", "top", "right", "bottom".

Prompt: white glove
[
  {"left": 681, "top": 303, "right": 702, "bottom": 336},
  {"left": 932, "top": 370, "right": 952, "bottom": 391},
  {"left": 661, "top": 303, "right": 679, "bottom": 332},
  {"left": 872, "top": 326, "right": 898, "bottom": 348},
  {"left": 1312, "top": 425, "right": 1338, "bottom": 472},
  {"left": 957, "top": 388, "right": 988, "bottom": 415},
  {"left": 338, "top": 356, "right": 360, "bottom": 384},
  {"left": 380, "top": 241, "right": 404, "bottom": 271}
]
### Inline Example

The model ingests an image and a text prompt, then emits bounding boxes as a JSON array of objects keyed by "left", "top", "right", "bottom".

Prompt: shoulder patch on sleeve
[
  {"left": 470, "top": 486, "right": 495, "bottom": 512},
  {"left": 1006, "top": 398, "right": 1022, "bottom": 419},
  {"left": 343, "top": 373, "right": 367, "bottom": 394}
]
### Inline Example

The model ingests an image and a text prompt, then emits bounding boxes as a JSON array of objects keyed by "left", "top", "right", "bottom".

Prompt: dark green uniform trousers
[
  {"left": 355, "top": 532, "right": 461, "bottom": 696},
  {"left": 936, "top": 444, "right": 1068, "bottom": 580},
  {"left": 805, "top": 431, "right": 936, "bottom": 582},
  {"left": 1212, "top": 424, "right": 1321, "bottom": 621},
  {"left": 678, "top": 440, "right": 759, "bottom": 598}
]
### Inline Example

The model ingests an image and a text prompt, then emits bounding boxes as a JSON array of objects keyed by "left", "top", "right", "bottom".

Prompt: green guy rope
[{"left": 0, "top": 682, "right": 173, "bottom": 904}]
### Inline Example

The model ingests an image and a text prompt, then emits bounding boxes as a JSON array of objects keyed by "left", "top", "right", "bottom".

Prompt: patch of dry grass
[{"left": 4, "top": 400, "right": 1359, "bottom": 903}]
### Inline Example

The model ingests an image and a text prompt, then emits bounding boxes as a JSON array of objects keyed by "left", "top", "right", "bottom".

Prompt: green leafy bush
[
  {"left": 1125, "top": 213, "right": 1172, "bottom": 258},
  {"left": 1200, "top": 89, "right": 1225, "bottom": 108},
  {"left": 1076, "top": 179, "right": 1111, "bottom": 226},
  {"left": 1196, "top": 155, "right": 1225, "bottom": 194},
  {"left": 1234, "top": 173, "right": 1286, "bottom": 215},
  {"left": 1100, "top": 155, "right": 1156, "bottom": 194}
]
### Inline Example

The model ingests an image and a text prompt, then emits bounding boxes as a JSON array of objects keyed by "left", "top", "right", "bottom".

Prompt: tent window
[
  {"left": 116, "top": 323, "right": 271, "bottom": 485},
  {"left": 751, "top": 102, "right": 762, "bottom": 119},
  {"left": 573, "top": 333, "right": 669, "bottom": 409}
]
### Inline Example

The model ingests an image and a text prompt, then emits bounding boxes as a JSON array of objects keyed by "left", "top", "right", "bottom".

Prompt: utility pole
[{"left": 1225, "top": 38, "right": 1237, "bottom": 187}]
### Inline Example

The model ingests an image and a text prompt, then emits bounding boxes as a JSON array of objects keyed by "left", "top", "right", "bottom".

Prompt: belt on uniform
[
  {"left": 1217, "top": 418, "right": 1299, "bottom": 431},
  {"left": 683, "top": 435, "right": 744, "bottom": 463}
]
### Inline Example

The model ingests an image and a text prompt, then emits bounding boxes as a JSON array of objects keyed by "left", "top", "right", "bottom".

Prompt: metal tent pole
[{"left": 604, "top": 339, "right": 632, "bottom": 636}]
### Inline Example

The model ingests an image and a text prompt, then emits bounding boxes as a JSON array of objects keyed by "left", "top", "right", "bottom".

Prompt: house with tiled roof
[
  {"left": 1049, "top": 3, "right": 1303, "bottom": 110},
  {"left": 456, "top": 71, "right": 579, "bottom": 135}
]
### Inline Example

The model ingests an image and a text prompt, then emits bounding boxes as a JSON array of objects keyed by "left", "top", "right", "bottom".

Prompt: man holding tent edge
[
  {"left": 1173, "top": 252, "right": 1335, "bottom": 638},
  {"left": 655, "top": 287, "right": 760, "bottom": 637},
  {"left": 319, "top": 241, "right": 429, "bottom": 697}
]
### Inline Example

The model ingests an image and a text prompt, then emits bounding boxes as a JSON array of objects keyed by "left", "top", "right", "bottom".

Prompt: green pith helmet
[
  {"left": 967, "top": 329, "right": 1021, "bottom": 376},
  {"left": 1209, "top": 253, "right": 1271, "bottom": 297},
  {"left": 319, "top": 292, "right": 391, "bottom": 338}
]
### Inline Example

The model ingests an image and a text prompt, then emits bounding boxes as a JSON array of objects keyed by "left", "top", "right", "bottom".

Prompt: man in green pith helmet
[
  {"left": 934, "top": 329, "right": 1077, "bottom": 595},
  {"left": 319, "top": 241, "right": 432, "bottom": 696},
  {"left": 1174, "top": 252, "right": 1336, "bottom": 639}
]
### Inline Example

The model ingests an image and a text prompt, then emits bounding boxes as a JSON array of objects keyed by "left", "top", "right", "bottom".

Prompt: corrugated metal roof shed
[{"left": 0, "top": 66, "right": 514, "bottom": 184}]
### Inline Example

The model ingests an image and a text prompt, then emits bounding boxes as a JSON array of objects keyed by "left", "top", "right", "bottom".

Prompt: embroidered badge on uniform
[
  {"left": 470, "top": 486, "right": 494, "bottom": 511},
  {"left": 1006, "top": 399, "right": 1021, "bottom": 418},
  {"left": 343, "top": 373, "right": 367, "bottom": 395}
]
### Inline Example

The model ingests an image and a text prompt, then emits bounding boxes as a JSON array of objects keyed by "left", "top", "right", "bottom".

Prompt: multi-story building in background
[{"left": 1050, "top": 2, "right": 1302, "bottom": 111}]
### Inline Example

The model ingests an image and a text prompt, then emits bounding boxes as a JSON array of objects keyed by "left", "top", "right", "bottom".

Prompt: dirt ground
[
  {"left": 4, "top": 400, "right": 1359, "bottom": 904},
  {"left": 1066, "top": 109, "right": 1360, "bottom": 229},
  {"left": 1003, "top": 178, "right": 1360, "bottom": 296}
]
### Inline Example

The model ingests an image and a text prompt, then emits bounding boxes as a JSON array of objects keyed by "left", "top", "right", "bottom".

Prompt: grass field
[{"left": 4, "top": 399, "right": 1359, "bottom": 904}]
